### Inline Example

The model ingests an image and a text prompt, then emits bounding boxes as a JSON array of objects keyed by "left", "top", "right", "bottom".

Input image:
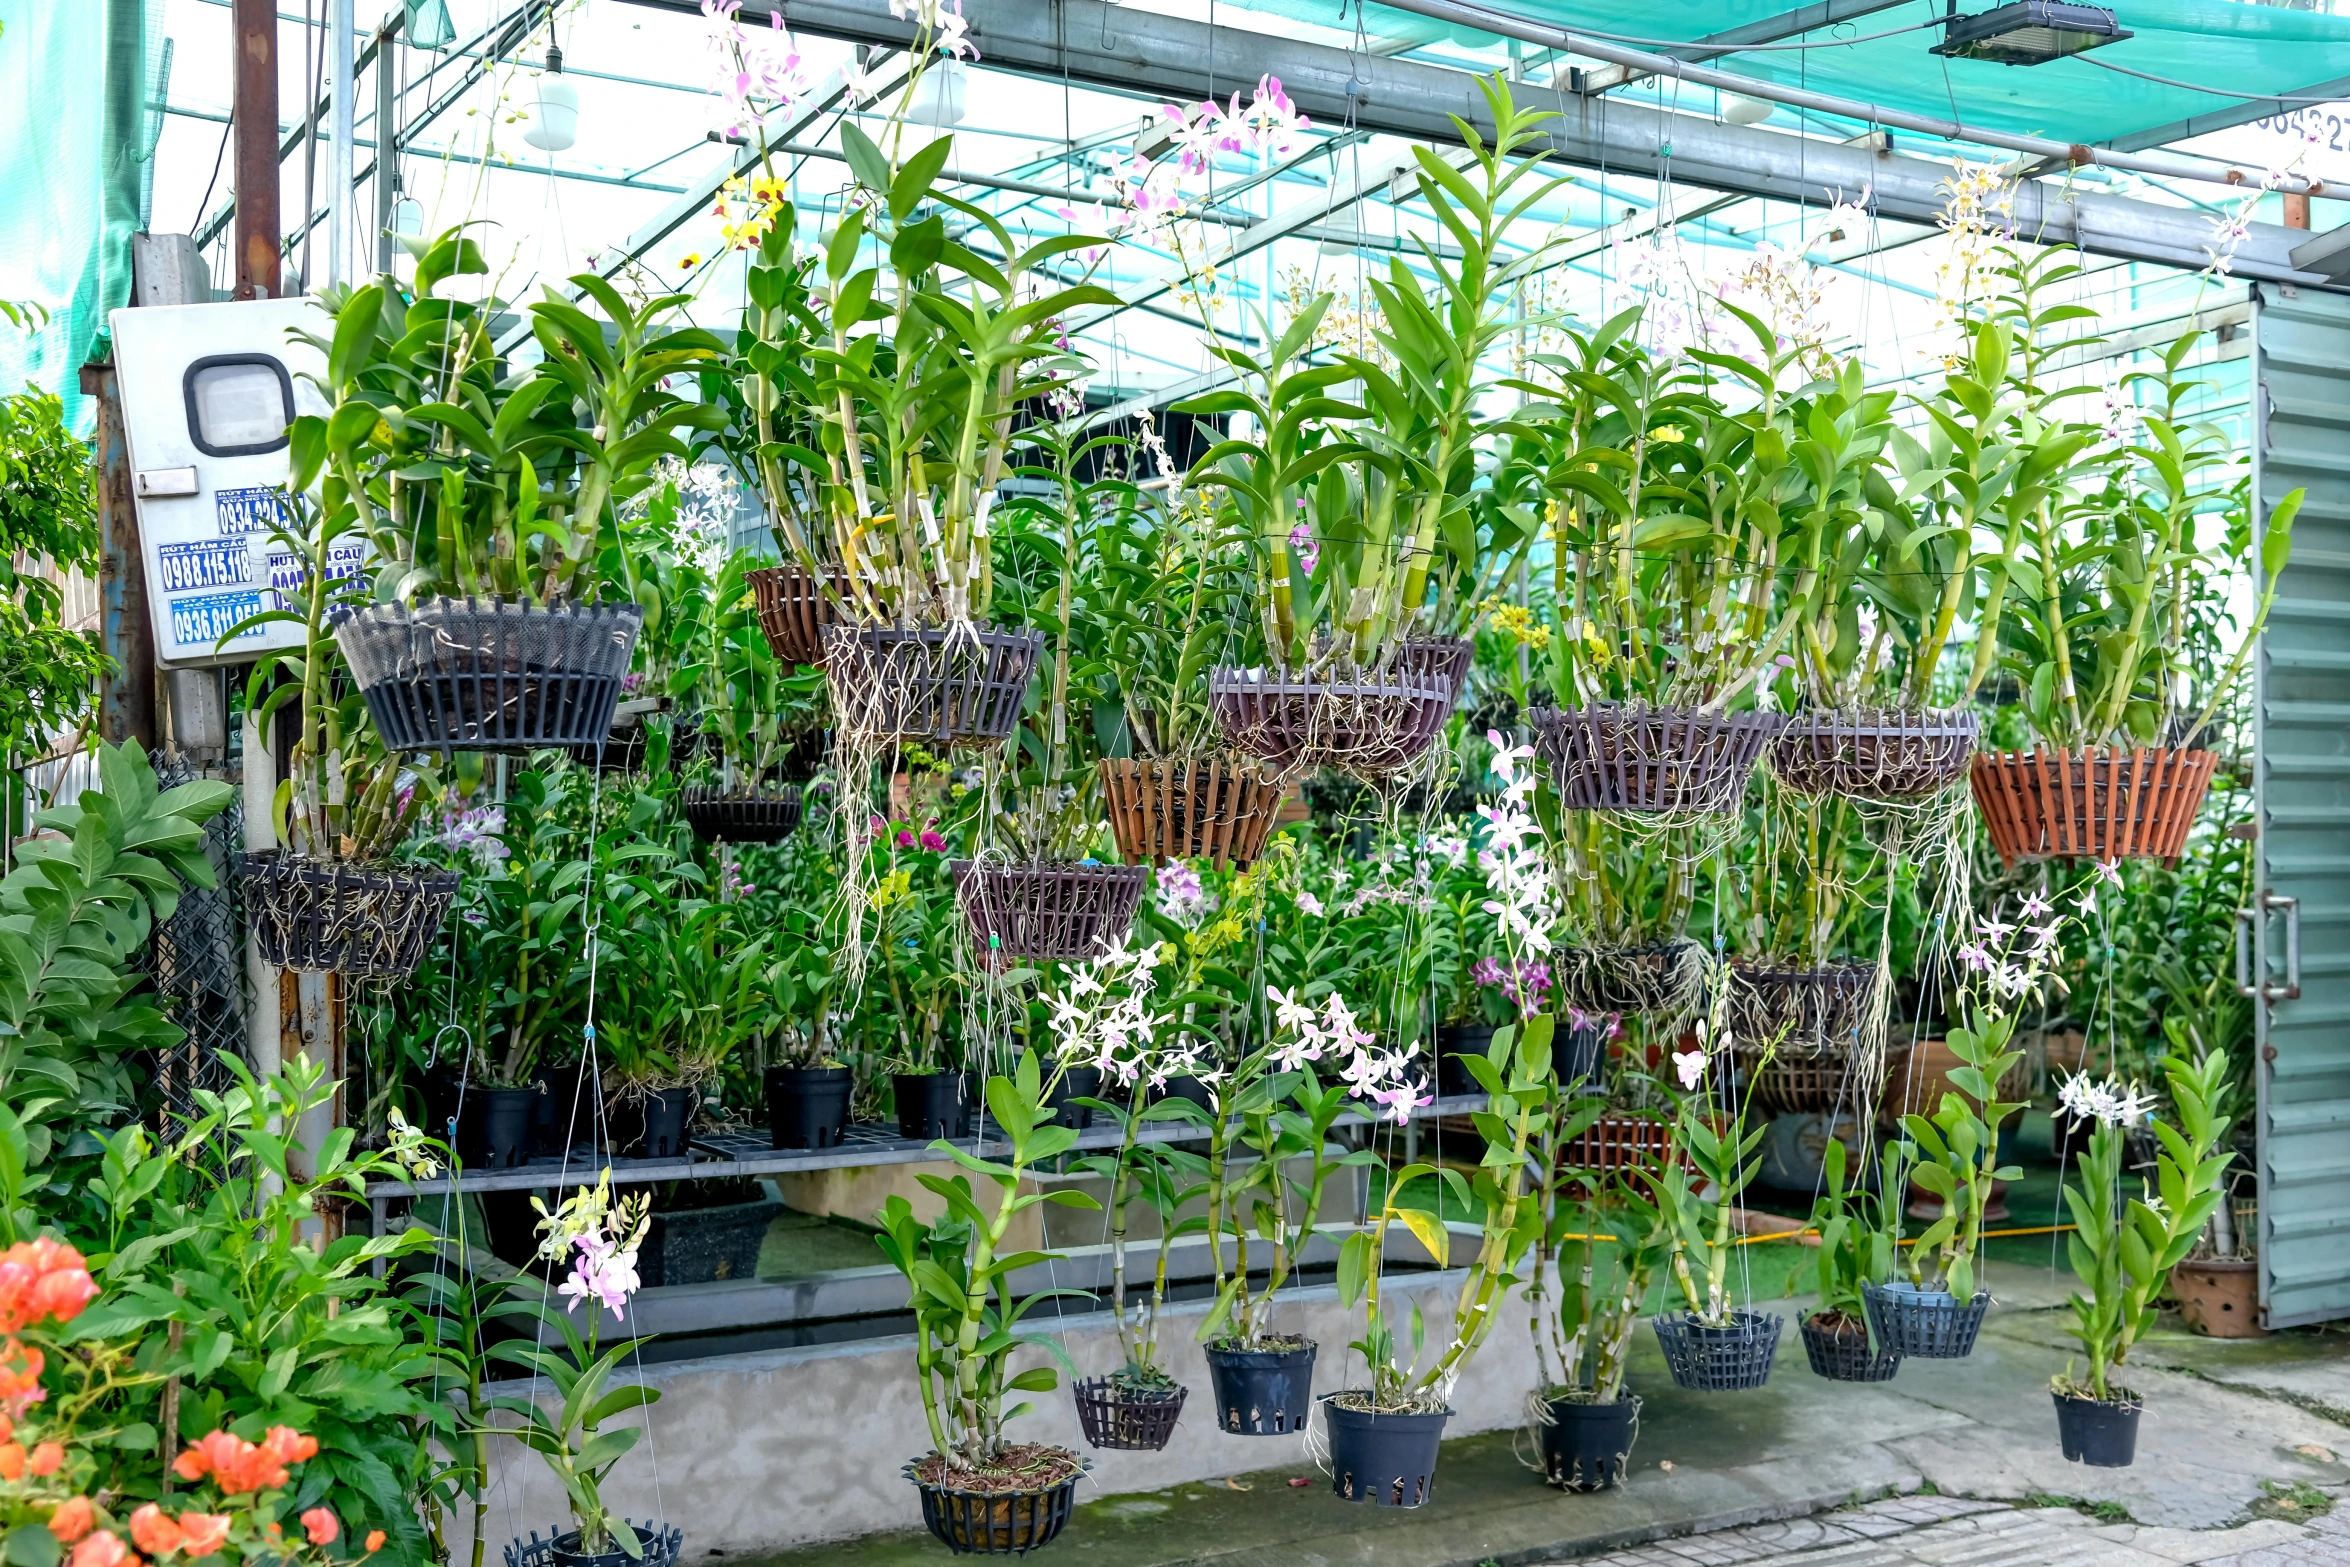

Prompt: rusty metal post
[
  {"left": 79, "top": 364, "right": 156, "bottom": 750},
  {"left": 2284, "top": 192, "right": 2312, "bottom": 231},
  {"left": 232, "top": 0, "right": 281, "bottom": 299}
]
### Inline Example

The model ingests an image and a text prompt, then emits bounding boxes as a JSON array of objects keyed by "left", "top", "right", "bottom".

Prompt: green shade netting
[
  {"left": 0, "top": 0, "right": 158, "bottom": 436},
  {"left": 1236, "top": 0, "right": 2350, "bottom": 149}
]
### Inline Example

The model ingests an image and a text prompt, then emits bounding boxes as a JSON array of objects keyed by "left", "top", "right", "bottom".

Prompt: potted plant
[
  {"left": 676, "top": 552, "right": 819, "bottom": 845},
  {"left": 1093, "top": 459, "right": 1285, "bottom": 868},
  {"left": 764, "top": 909, "right": 852, "bottom": 1150},
  {"left": 875, "top": 1052, "right": 1098, "bottom": 1553},
  {"left": 2052, "top": 1050, "right": 2234, "bottom": 1467},
  {"left": 488, "top": 1177, "right": 674, "bottom": 1566},
  {"left": 1528, "top": 1131, "right": 1668, "bottom": 1489},
  {"left": 1647, "top": 1023, "right": 1782, "bottom": 1392},
  {"left": 1868, "top": 904, "right": 2049, "bottom": 1359},
  {"left": 1192, "top": 75, "right": 1555, "bottom": 782},
  {"left": 1965, "top": 252, "right": 2299, "bottom": 864},
  {"left": 867, "top": 820, "right": 974, "bottom": 1140},
  {"left": 235, "top": 286, "right": 451, "bottom": 980},
  {"left": 324, "top": 233, "right": 722, "bottom": 755},
  {"left": 1800, "top": 1136, "right": 1905, "bottom": 1383}
]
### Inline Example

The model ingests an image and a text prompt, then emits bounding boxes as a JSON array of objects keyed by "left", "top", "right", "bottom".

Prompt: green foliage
[
  {"left": 485, "top": 1277, "right": 659, "bottom": 1558},
  {"left": 1896, "top": 1013, "right": 2026, "bottom": 1303},
  {"left": 0, "top": 388, "right": 107, "bottom": 758}
]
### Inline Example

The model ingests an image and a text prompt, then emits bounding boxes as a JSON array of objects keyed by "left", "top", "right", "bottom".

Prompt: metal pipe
[
  {"left": 231, "top": 0, "right": 281, "bottom": 297},
  {"left": 328, "top": 0, "right": 354, "bottom": 288},
  {"left": 1370, "top": 0, "right": 2328, "bottom": 198}
]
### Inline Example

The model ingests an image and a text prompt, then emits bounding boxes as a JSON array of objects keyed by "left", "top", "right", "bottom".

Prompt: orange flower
[
  {"left": 48, "top": 1497, "right": 94, "bottom": 1544},
  {"left": 300, "top": 1509, "right": 338, "bottom": 1547},
  {"left": 174, "top": 1515, "right": 230, "bottom": 1558},
  {"left": 364, "top": 1531, "right": 386, "bottom": 1554},
  {"left": 172, "top": 1427, "right": 314, "bottom": 1495},
  {"left": 28, "top": 1440, "right": 62, "bottom": 1476},
  {"left": 0, "top": 1342, "right": 48, "bottom": 1413},
  {"left": 0, "top": 1241, "right": 97, "bottom": 1333},
  {"left": 68, "top": 1531, "right": 137, "bottom": 1567},
  {"left": 128, "top": 1506, "right": 183, "bottom": 1557},
  {"left": 0, "top": 1441, "right": 26, "bottom": 1480}
]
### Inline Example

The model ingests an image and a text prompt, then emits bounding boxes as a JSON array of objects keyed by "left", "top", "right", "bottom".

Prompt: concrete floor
[{"left": 745, "top": 1259, "right": 2350, "bottom": 1567}]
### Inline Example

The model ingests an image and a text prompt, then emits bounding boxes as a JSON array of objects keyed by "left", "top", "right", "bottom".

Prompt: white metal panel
[{"left": 106, "top": 298, "right": 344, "bottom": 669}]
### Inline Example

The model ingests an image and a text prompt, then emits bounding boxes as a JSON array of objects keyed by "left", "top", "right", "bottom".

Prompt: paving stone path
[{"left": 1555, "top": 1492, "right": 2350, "bottom": 1566}]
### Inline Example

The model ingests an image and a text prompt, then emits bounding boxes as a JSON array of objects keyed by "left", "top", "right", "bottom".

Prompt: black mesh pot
[
  {"left": 1540, "top": 1395, "right": 1640, "bottom": 1491},
  {"left": 1771, "top": 707, "right": 1979, "bottom": 800},
  {"left": 1862, "top": 1282, "right": 1989, "bottom": 1360},
  {"left": 1553, "top": 942, "right": 1707, "bottom": 1017},
  {"left": 456, "top": 1086, "right": 537, "bottom": 1171},
  {"left": 1532, "top": 704, "right": 1783, "bottom": 814},
  {"left": 1653, "top": 1311, "right": 1781, "bottom": 1392},
  {"left": 334, "top": 597, "right": 641, "bottom": 755},
  {"left": 1073, "top": 1378, "right": 1186, "bottom": 1451},
  {"left": 1754, "top": 1051, "right": 1874, "bottom": 1116},
  {"left": 1046, "top": 1065, "right": 1102, "bottom": 1130},
  {"left": 894, "top": 1071, "right": 972, "bottom": 1141},
  {"left": 767, "top": 1065, "right": 851, "bottom": 1150},
  {"left": 1150, "top": 1075, "right": 1216, "bottom": 1116},
  {"left": 1203, "top": 1341, "right": 1316, "bottom": 1434},
  {"left": 2053, "top": 1389, "right": 2141, "bottom": 1468},
  {"left": 1208, "top": 666, "right": 1453, "bottom": 780},
  {"left": 770, "top": 727, "right": 831, "bottom": 783},
  {"left": 823, "top": 623, "right": 1041, "bottom": 748},
  {"left": 953, "top": 860, "right": 1148, "bottom": 962},
  {"left": 1726, "top": 960, "right": 1879, "bottom": 1059},
  {"left": 505, "top": 1521, "right": 681, "bottom": 1567},
  {"left": 1801, "top": 1313, "right": 1901, "bottom": 1383},
  {"left": 1323, "top": 1397, "right": 1450, "bottom": 1508},
  {"left": 905, "top": 1454, "right": 1087, "bottom": 1556},
  {"left": 681, "top": 786, "right": 803, "bottom": 845},
  {"left": 244, "top": 852, "right": 458, "bottom": 978}
]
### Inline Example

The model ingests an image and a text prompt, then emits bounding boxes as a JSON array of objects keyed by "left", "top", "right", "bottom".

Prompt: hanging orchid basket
[
  {"left": 1394, "top": 636, "right": 1475, "bottom": 703},
  {"left": 680, "top": 786, "right": 803, "bottom": 845},
  {"left": 1207, "top": 665, "right": 1452, "bottom": 780},
  {"left": 334, "top": 597, "right": 641, "bottom": 755},
  {"left": 506, "top": 1521, "right": 681, "bottom": 1567},
  {"left": 905, "top": 1450, "right": 1088, "bottom": 1556},
  {"left": 1653, "top": 1310, "right": 1781, "bottom": 1393},
  {"left": 1098, "top": 755, "right": 1284, "bottom": 870},
  {"left": 1552, "top": 941, "right": 1708, "bottom": 1018},
  {"left": 1861, "top": 1281, "right": 1990, "bottom": 1360},
  {"left": 1800, "top": 1312, "right": 1901, "bottom": 1384},
  {"left": 1770, "top": 708, "right": 1980, "bottom": 800},
  {"left": 1971, "top": 747, "right": 2217, "bottom": 868},
  {"left": 1724, "top": 959, "right": 1881, "bottom": 1060},
  {"left": 770, "top": 727, "right": 831, "bottom": 783},
  {"left": 1752, "top": 1048, "right": 1878, "bottom": 1117},
  {"left": 747, "top": 562, "right": 844, "bottom": 668},
  {"left": 1559, "top": 1113, "right": 1678, "bottom": 1177},
  {"left": 1532, "top": 704, "right": 1783, "bottom": 814},
  {"left": 824, "top": 624, "right": 1041, "bottom": 749},
  {"left": 1072, "top": 1378, "right": 1187, "bottom": 1452},
  {"left": 953, "top": 859, "right": 1148, "bottom": 962},
  {"left": 244, "top": 852, "right": 458, "bottom": 978}
]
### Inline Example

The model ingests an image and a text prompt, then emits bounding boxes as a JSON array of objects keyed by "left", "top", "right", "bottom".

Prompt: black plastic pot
[
  {"left": 1862, "top": 1281, "right": 1989, "bottom": 1360},
  {"left": 767, "top": 1066, "right": 852, "bottom": 1150},
  {"left": 894, "top": 1071, "right": 972, "bottom": 1141},
  {"left": 614, "top": 1086, "right": 696, "bottom": 1159},
  {"left": 458, "top": 1086, "right": 537, "bottom": 1170},
  {"left": 1540, "top": 1394, "right": 1640, "bottom": 1492},
  {"left": 1046, "top": 1065, "right": 1103, "bottom": 1130},
  {"left": 1151, "top": 1074, "right": 1216, "bottom": 1114},
  {"left": 1800, "top": 1313, "right": 1901, "bottom": 1383},
  {"left": 640, "top": 1198, "right": 779, "bottom": 1287},
  {"left": 1435, "top": 1023, "right": 1495, "bottom": 1097},
  {"left": 335, "top": 597, "right": 641, "bottom": 755},
  {"left": 905, "top": 1453, "right": 1087, "bottom": 1555},
  {"left": 2053, "top": 1389, "right": 2141, "bottom": 1467},
  {"left": 1202, "top": 1341, "right": 1316, "bottom": 1435},
  {"left": 1553, "top": 1021, "right": 1610, "bottom": 1090},
  {"left": 1653, "top": 1311, "right": 1781, "bottom": 1392},
  {"left": 532, "top": 1061, "right": 590, "bottom": 1155},
  {"left": 1323, "top": 1397, "right": 1451, "bottom": 1507},
  {"left": 1073, "top": 1377, "right": 1186, "bottom": 1451},
  {"left": 504, "top": 1522, "right": 680, "bottom": 1567},
  {"left": 243, "top": 851, "right": 458, "bottom": 978}
]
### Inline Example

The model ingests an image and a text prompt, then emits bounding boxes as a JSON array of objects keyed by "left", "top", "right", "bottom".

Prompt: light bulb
[
  {"left": 524, "top": 45, "right": 580, "bottom": 152},
  {"left": 1722, "top": 93, "right": 1775, "bottom": 126},
  {"left": 909, "top": 59, "right": 966, "bottom": 129}
]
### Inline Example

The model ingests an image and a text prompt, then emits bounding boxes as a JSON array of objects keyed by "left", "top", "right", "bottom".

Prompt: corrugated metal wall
[{"left": 2253, "top": 281, "right": 2350, "bottom": 1331}]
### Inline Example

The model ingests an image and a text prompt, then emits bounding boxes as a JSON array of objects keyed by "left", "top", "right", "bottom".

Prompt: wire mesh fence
[{"left": 141, "top": 754, "right": 246, "bottom": 1121}]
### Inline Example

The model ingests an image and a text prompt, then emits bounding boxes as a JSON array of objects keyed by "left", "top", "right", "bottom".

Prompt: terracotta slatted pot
[
  {"left": 1970, "top": 747, "right": 2217, "bottom": 868},
  {"left": 746, "top": 563, "right": 843, "bottom": 668},
  {"left": 1099, "top": 755, "right": 1284, "bottom": 870},
  {"left": 1559, "top": 1114, "right": 1678, "bottom": 1176}
]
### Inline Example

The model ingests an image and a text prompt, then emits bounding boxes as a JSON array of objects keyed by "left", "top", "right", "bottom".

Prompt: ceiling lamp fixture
[
  {"left": 1721, "top": 93, "right": 1774, "bottom": 125},
  {"left": 909, "top": 58, "right": 967, "bottom": 128},
  {"left": 1931, "top": 1, "right": 2131, "bottom": 65},
  {"left": 523, "top": 45, "right": 579, "bottom": 151}
]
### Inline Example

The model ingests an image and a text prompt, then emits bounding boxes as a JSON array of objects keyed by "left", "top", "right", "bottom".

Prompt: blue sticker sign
[
  {"left": 215, "top": 485, "right": 295, "bottom": 536},
  {"left": 154, "top": 538, "right": 254, "bottom": 593},
  {"left": 266, "top": 543, "right": 368, "bottom": 611},
  {"left": 168, "top": 592, "right": 266, "bottom": 648}
]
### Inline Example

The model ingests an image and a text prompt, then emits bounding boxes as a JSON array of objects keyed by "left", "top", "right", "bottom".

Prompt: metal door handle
[
  {"left": 2238, "top": 907, "right": 2258, "bottom": 998},
  {"left": 2264, "top": 891, "right": 2302, "bottom": 1002}
]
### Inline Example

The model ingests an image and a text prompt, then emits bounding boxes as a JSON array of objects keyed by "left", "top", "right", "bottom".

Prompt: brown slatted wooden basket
[
  {"left": 1970, "top": 747, "right": 2217, "bottom": 868},
  {"left": 1099, "top": 756, "right": 1284, "bottom": 870},
  {"left": 1559, "top": 1114, "right": 1680, "bottom": 1176},
  {"left": 747, "top": 563, "right": 842, "bottom": 668}
]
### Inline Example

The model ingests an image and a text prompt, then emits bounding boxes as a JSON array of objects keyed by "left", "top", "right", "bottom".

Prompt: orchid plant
[
  {"left": 2056, "top": 1051, "right": 2233, "bottom": 1404},
  {"left": 486, "top": 1176, "right": 659, "bottom": 1559},
  {"left": 1649, "top": 1019, "right": 1774, "bottom": 1328}
]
